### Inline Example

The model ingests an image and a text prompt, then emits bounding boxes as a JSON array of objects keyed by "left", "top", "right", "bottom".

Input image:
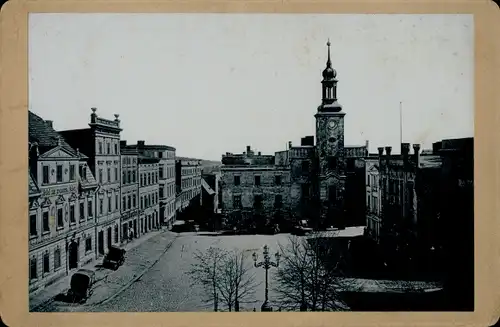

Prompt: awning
[{"left": 201, "top": 178, "right": 215, "bottom": 195}]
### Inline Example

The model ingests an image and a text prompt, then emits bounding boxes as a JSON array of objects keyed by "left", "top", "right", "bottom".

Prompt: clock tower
[{"left": 314, "top": 39, "right": 346, "bottom": 227}]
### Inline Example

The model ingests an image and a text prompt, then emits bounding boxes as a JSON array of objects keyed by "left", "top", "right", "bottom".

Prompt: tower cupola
[{"left": 319, "top": 39, "right": 342, "bottom": 112}]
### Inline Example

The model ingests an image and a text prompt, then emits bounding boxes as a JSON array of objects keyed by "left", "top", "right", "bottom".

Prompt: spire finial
[{"left": 326, "top": 38, "right": 331, "bottom": 67}]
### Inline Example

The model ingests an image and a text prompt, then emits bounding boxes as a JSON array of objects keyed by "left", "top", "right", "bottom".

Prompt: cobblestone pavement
[
  {"left": 32, "top": 230, "right": 178, "bottom": 312},
  {"left": 82, "top": 233, "right": 292, "bottom": 312}
]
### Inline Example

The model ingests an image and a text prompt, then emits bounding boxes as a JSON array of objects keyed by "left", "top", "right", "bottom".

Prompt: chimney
[
  {"left": 385, "top": 146, "right": 392, "bottom": 165},
  {"left": 138, "top": 140, "right": 145, "bottom": 148},
  {"left": 401, "top": 143, "right": 410, "bottom": 164},
  {"left": 288, "top": 141, "right": 292, "bottom": 149},
  {"left": 258, "top": 151, "right": 261, "bottom": 156},
  {"left": 45, "top": 120, "right": 53, "bottom": 129},
  {"left": 246, "top": 145, "right": 251, "bottom": 153},
  {"left": 413, "top": 144, "right": 421, "bottom": 167},
  {"left": 120, "top": 140, "right": 127, "bottom": 147},
  {"left": 365, "top": 140, "right": 369, "bottom": 149}
]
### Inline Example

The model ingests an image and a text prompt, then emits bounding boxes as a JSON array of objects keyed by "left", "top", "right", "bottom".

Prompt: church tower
[{"left": 314, "top": 40, "right": 346, "bottom": 227}]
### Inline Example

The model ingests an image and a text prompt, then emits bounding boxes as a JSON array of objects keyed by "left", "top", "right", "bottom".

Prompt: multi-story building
[
  {"left": 221, "top": 146, "right": 292, "bottom": 229},
  {"left": 377, "top": 143, "right": 442, "bottom": 273},
  {"left": 138, "top": 155, "right": 160, "bottom": 233},
  {"left": 119, "top": 141, "right": 139, "bottom": 242},
  {"left": 28, "top": 111, "right": 98, "bottom": 294},
  {"left": 434, "top": 137, "right": 473, "bottom": 310},
  {"left": 365, "top": 155, "right": 382, "bottom": 243},
  {"left": 59, "top": 107, "right": 122, "bottom": 257},
  {"left": 219, "top": 41, "right": 368, "bottom": 229},
  {"left": 175, "top": 157, "right": 202, "bottom": 211},
  {"left": 124, "top": 141, "right": 176, "bottom": 228}
]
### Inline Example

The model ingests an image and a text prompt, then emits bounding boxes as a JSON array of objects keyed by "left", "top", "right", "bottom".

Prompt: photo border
[{"left": 0, "top": 0, "right": 499, "bottom": 326}]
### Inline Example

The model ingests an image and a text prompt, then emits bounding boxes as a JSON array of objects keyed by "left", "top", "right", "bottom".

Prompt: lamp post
[{"left": 253, "top": 244, "right": 280, "bottom": 312}]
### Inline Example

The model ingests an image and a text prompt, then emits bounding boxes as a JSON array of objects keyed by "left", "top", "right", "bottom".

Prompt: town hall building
[{"left": 220, "top": 41, "right": 368, "bottom": 229}]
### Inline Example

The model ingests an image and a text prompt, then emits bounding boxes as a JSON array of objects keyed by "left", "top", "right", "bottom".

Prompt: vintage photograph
[{"left": 28, "top": 13, "right": 474, "bottom": 312}]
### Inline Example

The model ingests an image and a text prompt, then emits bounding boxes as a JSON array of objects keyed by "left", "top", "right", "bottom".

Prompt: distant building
[
  {"left": 175, "top": 157, "right": 202, "bottom": 213},
  {"left": 138, "top": 155, "right": 160, "bottom": 233},
  {"left": 119, "top": 141, "right": 139, "bottom": 242},
  {"left": 221, "top": 146, "right": 292, "bottom": 229},
  {"left": 124, "top": 141, "right": 177, "bottom": 228},
  {"left": 28, "top": 111, "right": 98, "bottom": 294},
  {"left": 377, "top": 143, "right": 442, "bottom": 274},
  {"left": 58, "top": 108, "right": 122, "bottom": 257},
  {"left": 365, "top": 155, "right": 382, "bottom": 243},
  {"left": 435, "top": 137, "right": 474, "bottom": 310}
]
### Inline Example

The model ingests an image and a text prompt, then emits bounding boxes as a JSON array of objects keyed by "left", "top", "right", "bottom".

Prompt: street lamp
[{"left": 253, "top": 244, "right": 280, "bottom": 312}]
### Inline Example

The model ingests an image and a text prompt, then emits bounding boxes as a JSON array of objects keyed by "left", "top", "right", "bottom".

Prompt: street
[{"left": 39, "top": 231, "right": 292, "bottom": 312}]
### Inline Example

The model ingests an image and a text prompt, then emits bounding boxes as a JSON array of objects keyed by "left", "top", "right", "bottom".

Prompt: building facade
[
  {"left": 124, "top": 141, "right": 177, "bottom": 228},
  {"left": 119, "top": 141, "right": 139, "bottom": 242},
  {"left": 219, "top": 42, "right": 369, "bottom": 229},
  {"left": 365, "top": 156, "right": 382, "bottom": 242},
  {"left": 175, "top": 158, "right": 202, "bottom": 212},
  {"left": 28, "top": 111, "right": 98, "bottom": 294},
  {"left": 59, "top": 108, "right": 123, "bottom": 257},
  {"left": 138, "top": 156, "right": 160, "bottom": 233},
  {"left": 221, "top": 146, "right": 292, "bottom": 229}
]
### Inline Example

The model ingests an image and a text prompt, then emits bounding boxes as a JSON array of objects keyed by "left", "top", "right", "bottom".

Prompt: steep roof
[
  {"left": 28, "top": 168, "right": 40, "bottom": 197},
  {"left": 29, "top": 111, "right": 77, "bottom": 155}
]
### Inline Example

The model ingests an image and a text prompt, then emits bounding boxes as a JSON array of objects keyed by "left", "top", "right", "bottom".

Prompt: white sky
[{"left": 29, "top": 13, "right": 473, "bottom": 161}]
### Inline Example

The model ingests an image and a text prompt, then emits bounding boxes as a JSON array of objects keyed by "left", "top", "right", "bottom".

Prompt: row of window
[
  {"left": 233, "top": 175, "right": 282, "bottom": 186},
  {"left": 159, "top": 165, "right": 175, "bottom": 180},
  {"left": 181, "top": 167, "right": 201, "bottom": 176},
  {"left": 122, "top": 169, "right": 137, "bottom": 185},
  {"left": 97, "top": 193, "right": 119, "bottom": 215},
  {"left": 232, "top": 194, "right": 283, "bottom": 209},
  {"left": 29, "top": 200, "right": 94, "bottom": 237},
  {"left": 160, "top": 183, "right": 176, "bottom": 199},
  {"left": 98, "top": 139, "right": 119, "bottom": 156},
  {"left": 157, "top": 151, "right": 175, "bottom": 159},
  {"left": 42, "top": 164, "right": 78, "bottom": 185},
  {"left": 122, "top": 156, "right": 137, "bottom": 165},
  {"left": 29, "top": 236, "right": 92, "bottom": 281},
  {"left": 181, "top": 177, "right": 201, "bottom": 189},
  {"left": 140, "top": 171, "right": 159, "bottom": 187},
  {"left": 180, "top": 188, "right": 200, "bottom": 203},
  {"left": 98, "top": 167, "right": 120, "bottom": 184},
  {"left": 140, "top": 192, "right": 159, "bottom": 210}
]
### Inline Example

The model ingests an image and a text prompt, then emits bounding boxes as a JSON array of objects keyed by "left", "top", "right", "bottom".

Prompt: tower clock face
[{"left": 327, "top": 120, "right": 337, "bottom": 133}]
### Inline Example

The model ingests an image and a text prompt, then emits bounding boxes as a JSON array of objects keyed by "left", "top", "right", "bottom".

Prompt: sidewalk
[{"left": 30, "top": 228, "right": 177, "bottom": 311}]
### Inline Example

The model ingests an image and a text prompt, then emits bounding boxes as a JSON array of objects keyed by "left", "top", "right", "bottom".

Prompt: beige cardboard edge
[{"left": 0, "top": 0, "right": 499, "bottom": 326}]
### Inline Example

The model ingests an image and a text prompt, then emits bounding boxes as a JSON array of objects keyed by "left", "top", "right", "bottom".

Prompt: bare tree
[
  {"left": 188, "top": 247, "right": 260, "bottom": 312},
  {"left": 216, "top": 249, "right": 260, "bottom": 312},
  {"left": 187, "top": 246, "right": 227, "bottom": 311},
  {"left": 272, "top": 233, "right": 350, "bottom": 311}
]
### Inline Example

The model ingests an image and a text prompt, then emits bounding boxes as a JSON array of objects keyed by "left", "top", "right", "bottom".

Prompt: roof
[
  {"left": 29, "top": 111, "right": 77, "bottom": 155},
  {"left": 79, "top": 163, "right": 98, "bottom": 189},
  {"left": 28, "top": 169, "right": 41, "bottom": 197},
  {"left": 201, "top": 178, "right": 216, "bottom": 196},
  {"left": 309, "top": 226, "right": 366, "bottom": 239},
  {"left": 419, "top": 155, "right": 442, "bottom": 169}
]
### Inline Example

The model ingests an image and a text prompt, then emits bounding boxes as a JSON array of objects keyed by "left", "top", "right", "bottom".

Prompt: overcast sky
[{"left": 29, "top": 13, "right": 473, "bottom": 161}]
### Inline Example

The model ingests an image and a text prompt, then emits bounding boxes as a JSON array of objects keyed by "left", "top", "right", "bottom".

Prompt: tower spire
[{"left": 327, "top": 38, "right": 332, "bottom": 68}]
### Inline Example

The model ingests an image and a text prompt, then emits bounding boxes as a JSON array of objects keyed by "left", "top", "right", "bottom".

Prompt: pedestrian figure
[
  {"left": 128, "top": 227, "right": 133, "bottom": 242},
  {"left": 253, "top": 308, "right": 256, "bottom": 312}
]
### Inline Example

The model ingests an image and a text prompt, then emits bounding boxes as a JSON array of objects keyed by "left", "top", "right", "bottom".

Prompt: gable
[{"left": 40, "top": 145, "right": 78, "bottom": 160}]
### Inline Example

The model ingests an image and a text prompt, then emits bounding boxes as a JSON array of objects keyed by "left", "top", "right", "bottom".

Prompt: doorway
[
  {"left": 107, "top": 227, "right": 112, "bottom": 249},
  {"left": 98, "top": 230, "right": 104, "bottom": 255},
  {"left": 68, "top": 241, "right": 78, "bottom": 269}
]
